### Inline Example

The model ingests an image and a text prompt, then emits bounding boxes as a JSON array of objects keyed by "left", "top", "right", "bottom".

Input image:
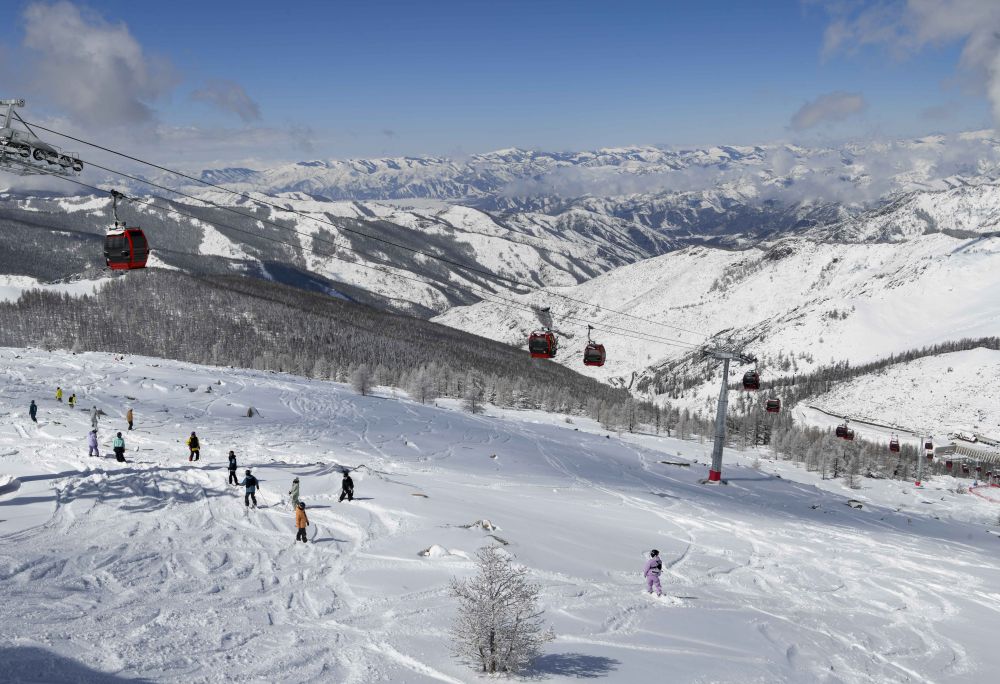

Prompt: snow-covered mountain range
[{"left": 3, "top": 130, "right": 1000, "bottom": 436}]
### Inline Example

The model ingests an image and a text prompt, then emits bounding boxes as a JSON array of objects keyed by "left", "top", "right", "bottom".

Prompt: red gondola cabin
[
  {"left": 889, "top": 437, "right": 900, "bottom": 453},
  {"left": 742, "top": 370, "right": 760, "bottom": 391},
  {"left": 765, "top": 398, "right": 781, "bottom": 413},
  {"left": 104, "top": 227, "right": 149, "bottom": 270},
  {"left": 528, "top": 331, "right": 557, "bottom": 359},
  {"left": 835, "top": 424, "right": 854, "bottom": 440},
  {"left": 583, "top": 342, "right": 606, "bottom": 367}
]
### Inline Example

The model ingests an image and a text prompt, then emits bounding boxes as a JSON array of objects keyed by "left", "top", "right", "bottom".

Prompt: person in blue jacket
[
  {"left": 239, "top": 469, "right": 260, "bottom": 508},
  {"left": 112, "top": 432, "right": 126, "bottom": 462}
]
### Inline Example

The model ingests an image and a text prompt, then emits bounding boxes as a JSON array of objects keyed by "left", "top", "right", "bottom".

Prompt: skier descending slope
[
  {"left": 239, "top": 469, "right": 260, "bottom": 508},
  {"left": 289, "top": 477, "right": 300, "bottom": 508},
  {"left": 28, "top": 400, "right": 37, "bottom": 423},
  {"left": 339, "top": 471, "right": 354, "bottom": 502},
  {"left": 126, "top": 407, "right": 134, "bottom": 431},
  {"left": 112, "top": 432, "right": 126, "bottom": 463},
  {"left": 644, "top": 549, "right": 663, "bottom": 597},
  {"left": 227, "top": 451, "right": 238, "bottom": 485},
  {"left": 187, "top": 432, "right": 200, "bottom": 461},
  {"left": 295, "top": 502, "right": 309, "bottom": 543}
]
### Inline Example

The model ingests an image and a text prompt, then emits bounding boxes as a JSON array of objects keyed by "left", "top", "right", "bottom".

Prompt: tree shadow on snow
[
  {"left": 0, "top": 645, "right": 151, "bottom": 683},
  {"left": 522, "top": 653, "right": 620, "bottom": 679},
  {"left": 0, "top": 465, "right": 232, "bottom": 512}
]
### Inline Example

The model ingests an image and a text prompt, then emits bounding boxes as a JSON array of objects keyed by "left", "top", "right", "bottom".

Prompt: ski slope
[{"left": 1, "top": 348, "right": 999, "bottom": 683}]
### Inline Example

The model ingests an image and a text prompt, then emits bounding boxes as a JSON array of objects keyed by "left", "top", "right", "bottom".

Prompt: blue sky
[{"left": 0, "top": 0, "right": 993, "bottom": 162}]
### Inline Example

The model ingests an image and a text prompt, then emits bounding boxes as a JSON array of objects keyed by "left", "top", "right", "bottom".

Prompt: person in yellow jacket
[
  {"left": 55, "top": 387, "right": 63, "bottom": 402},
  {"left": 126, "top": 408, "right": 134, "bottom": 431},
  {"left": 295, "top": 502, "right": 309, "bottom": 543},
  {"left": 187, "top": 432, "right": 200, "bottom": 461}
]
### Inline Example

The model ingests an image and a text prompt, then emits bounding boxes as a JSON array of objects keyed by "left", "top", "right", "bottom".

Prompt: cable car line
[
  {"left": 27, "top": 120, "right": 706, "bottom": 339},
  {"left": 41, "top": 170, "right": 702, "bottom": 352}
]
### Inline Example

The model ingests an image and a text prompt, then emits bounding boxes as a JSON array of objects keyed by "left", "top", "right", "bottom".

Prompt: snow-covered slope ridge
[
  {"left": 435, "top": 230, "right": 1000, "bottom": 386},
  {"left": 796, "top": 347, "right": 1000, "bottom": 440},
  {"left": 1, "top": 348, "right": 999, "bottom": 682}
]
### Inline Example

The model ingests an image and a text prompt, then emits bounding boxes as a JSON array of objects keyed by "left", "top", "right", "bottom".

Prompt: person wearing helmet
[
  {"left": 239, "top": 469, "right": 260, "bottom": 508},
  {"left": 187, "top": 432, "right": 200, "bottom": 461},
  {"left": 295, "top": 501, "right": 309, "bottom": 543},
  {"left": 288, "top": 477, "right": 300, "bottom": 509},
  {"left": 643, "top": 549, "right": 663, "bottom": 597},
  {"left": 227, "top": 450, "right": 239, "bottom": 486}
]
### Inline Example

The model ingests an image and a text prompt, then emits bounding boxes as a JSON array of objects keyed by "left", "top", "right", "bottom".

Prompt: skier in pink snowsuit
[{"left": 644, "top": 549, "right": 663, "bottom": 596}]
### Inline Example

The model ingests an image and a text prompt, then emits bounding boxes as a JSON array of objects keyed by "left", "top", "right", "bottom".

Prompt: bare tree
[
  {"left": 351, "top": 364, "right": 372, "bottom": 396},
  {"left": 450, "top": 545, "right": 554, "bottom": 674},
  {"left": 407, "top": 367, "right": 438, "bottom": 405},
  {"left": 462, "top": 372, "right": 484, "bottom": 414}
]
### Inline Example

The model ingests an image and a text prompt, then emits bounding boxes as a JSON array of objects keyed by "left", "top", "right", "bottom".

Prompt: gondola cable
[{"left": 36, "top": 170, "right": 701, "bottom": 352}]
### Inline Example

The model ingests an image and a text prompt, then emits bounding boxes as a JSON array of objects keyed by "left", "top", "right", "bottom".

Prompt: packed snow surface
[{"left": 1, "top": 348, "right": 999, "bottom": 683}]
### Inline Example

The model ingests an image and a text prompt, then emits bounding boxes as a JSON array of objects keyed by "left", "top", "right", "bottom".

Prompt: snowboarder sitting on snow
[
  {"left": 28, "top": 400, "right": 37, "bottom": 423},
  {"left": 113, "top": 432, "right": 126, "bottom": 462},
  {"left": 289, "top": 477, "right": 300, "bottom": 508},
  {"left": 187, "top": 432, "right": 200, "bottom": 461},
  {"left": 55, "top": 387, "right": 62, "bottom": 402},
  {"left": 644, "top": 549, "right": 663, "bottom": 597},
  {"left": 339, "top": 471, "right": 354, "bottom": 502},
  {"left": 295, "top": 502, "right": 309, "bottom": 543},
  {"left": 87, "top": 429, "right": 100, "bottom": 457},
  {"left": 227, "top": 450, "right": 239, "bottom": 486},
  {"left": 240, "top": 469, "right": 260, "bottom": 508}
]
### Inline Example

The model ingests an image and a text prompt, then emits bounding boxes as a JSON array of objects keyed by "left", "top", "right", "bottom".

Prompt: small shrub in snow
[{"left": 450, "top": 545, "right": 553, "bottom": 674}]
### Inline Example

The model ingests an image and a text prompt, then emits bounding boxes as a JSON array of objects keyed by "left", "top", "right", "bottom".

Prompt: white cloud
[
  {"left": 790, "top": 91, "right": 867, "bottom": 130},
  {"left": 21, "top": 1, "right": 178, "bottom": 127},
  {"left": 818, "top": 0, "right": 1000, "bottom": 124},
  {"left": 191, "top": 80, "right": 261, "bottom": 123}
]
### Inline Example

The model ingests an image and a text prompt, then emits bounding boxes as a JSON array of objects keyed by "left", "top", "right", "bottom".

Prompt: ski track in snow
[{"left": 1, "top": 348, "right": 999, "bottom": 682}]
